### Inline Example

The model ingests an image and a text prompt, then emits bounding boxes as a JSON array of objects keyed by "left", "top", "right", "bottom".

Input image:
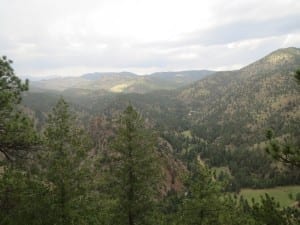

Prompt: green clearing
[
  {"left": 212, "top": 166, "right": 231, "bottom": 177},
  {"left": 110, "top": 83, "right": 130, "bottom": 92},
  {"left": 182, "top": 130, "right": 192, "bottom": 138},
  {"left": 240, "top": 185, "right": 300, "bottom": 207}
]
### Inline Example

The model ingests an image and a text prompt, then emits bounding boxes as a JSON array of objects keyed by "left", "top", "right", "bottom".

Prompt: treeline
[
  {"left": 199, "top": 145, "right": 300, "bottom": 191},
  {"left": 161, "top": 130, "right": 300, "bottom": 191},
  {"left": 1, "top": 57, "right": 300, "bottom": 224}
]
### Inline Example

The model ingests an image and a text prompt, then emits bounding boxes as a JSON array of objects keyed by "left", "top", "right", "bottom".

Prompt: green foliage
[
  {"left": 181, "top": 48, "right": 300, "bottom": 160},
  {"left": 0, "top": 56, "right": 28, "bottom": 110},
  {"left": 265, "top": 130, "right": 300, "bottom": 168},
  {"left": 3, "top": 50, "right": 299, "bottom": 225},
  {"left": 296, "top": 192, "right": 300, "bottom": 202},
  {"left": 176, "top": 164, "right": 257, "bottom": 225},
  {"left": 249, "top": 194, "right": 298, "bottom": 225},
  {"left": 295, "top": 69, "right": 300, "bottom": 84},
  {"left": 178, "top": 165, "right": 224, "bottom": 225},
  {"left": 240, "top": 186, "right": 300, "bottom": 208},
  {"left": 109, "top": 105, "right": 162, "bottom": 225},
  {"left": 23, "top": 48, "right": 300, "bottom": 190},
  {"left": 0, "top": 56, "right": 44, "bottom": 225},
  {"left": 0, "top": 167, "right": 52, "bottom": 225},
  {"left": 41, "top": 97, "right": 94, "bottom": 225},
  {"left": 264, "top": 68, "right": 300, "bottom": 168},
  {"left": 0, "top": 56, "right": 38, "bottom": 162}
]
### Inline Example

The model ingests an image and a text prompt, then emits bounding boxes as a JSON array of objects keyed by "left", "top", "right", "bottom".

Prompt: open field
[
  {"left": 240, "top": 185, "right": 300, "bottom": 207},
  {"left": 182, "top": 130, "right": 192, "bottom": 138}
]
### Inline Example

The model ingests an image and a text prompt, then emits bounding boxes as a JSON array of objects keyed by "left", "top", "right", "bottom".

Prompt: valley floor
[{"left": 240, "top": 185, "right": 300, "bottom": 207}]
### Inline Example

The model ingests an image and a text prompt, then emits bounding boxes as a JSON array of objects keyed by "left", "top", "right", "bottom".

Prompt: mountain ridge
[
  {"left": 22, "top": 47, "right": 300, "bottom": 190},
  {"left": 177, "top": 47, "right": 300, "bottom": 149},
  {"left": 30, "top": 69, "right": 215, "bottom": 93}
]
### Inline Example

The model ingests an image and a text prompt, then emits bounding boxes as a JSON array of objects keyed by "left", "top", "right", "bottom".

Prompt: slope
[
  {"left": 178, "top": 47, "right": 300, "bottom": 149},
  {"left": 30, "top": 70, "right": 214, "bottom": 93}
]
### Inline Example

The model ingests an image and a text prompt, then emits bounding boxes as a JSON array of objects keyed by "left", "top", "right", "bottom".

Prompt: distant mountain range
[
  {"left": 24, "top": 47, "right": 300, "bottom": 150},
  {"left": 22, "top": 47, "right": 300, "bottom": 190},
  {"left": 30, "top": 70, "right": 215, "bottom": 93}
]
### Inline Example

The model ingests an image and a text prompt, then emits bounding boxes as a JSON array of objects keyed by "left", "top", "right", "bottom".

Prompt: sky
[{"left": 1, "top": 0, "right": 300, "bottom": 77}]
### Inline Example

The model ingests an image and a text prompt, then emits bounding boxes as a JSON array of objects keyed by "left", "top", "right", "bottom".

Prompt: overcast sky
[{"left": 1, "top": 0, "right": 300, "bottom": 77}]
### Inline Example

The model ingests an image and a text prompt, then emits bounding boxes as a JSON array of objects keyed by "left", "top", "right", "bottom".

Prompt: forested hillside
[
  {"left": 2, "top": 0, "right": 300, "bottom": 223},
  {"left": 179, "top": 47, "right": 300, "bottom": 149},
  {"left": 21, "top": 48, "right": 300, "bottom": 191},
  {"left": 2, "top": 48, "right": 299, "bottom": 224}
]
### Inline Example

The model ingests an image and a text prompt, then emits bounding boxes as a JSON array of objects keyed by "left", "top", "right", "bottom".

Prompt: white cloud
[
  {"left": 282, "top": 33, "right": 300, "bottom": 47},
  {"left": 0, "top": 0, "right": 300, "bottom": 76}
]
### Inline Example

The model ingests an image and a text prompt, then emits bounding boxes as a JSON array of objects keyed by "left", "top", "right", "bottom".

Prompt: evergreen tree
[
  {"left": 265, "top": 69, "right": 300, "bottom": 168},
  {"left": 0, "top": 56, "right": 43, "bottom": 225},
  {"left": 42, "top": 97, "right": 93, "bottom": 225},
  {"left": 177, "top": 164, "right": 224, "bottom": 225},
  {"left": 249, "top": 194, "right": 299, "bottom": 225},
  {"left": 265, "top": 130, "right": 300, "bottom": 168},
  {"left": 109, "top": 105, "right": 161, "bottom": 225},
  {"left": 177, "top": 164, "right": 257, "bottom": 225},
  {"left": 0, "top": 166, "right": 52, "bottom": 225},
  {"left": 0, "top": 56, "right": 38, "bottom": 162},
  {"left": 295, "top": 69, "right": 300, "bottom": 84}
]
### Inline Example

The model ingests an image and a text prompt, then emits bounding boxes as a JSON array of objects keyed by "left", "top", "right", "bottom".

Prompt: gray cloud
[
  {"left": 144, "top": 14, "right": 300, "bottom": 49},
  {"left": 185, "top": 14, "right": 300, "bottom": 46},
  {"left": 0, "top": 0, "right": 300, "bottom": 76}
]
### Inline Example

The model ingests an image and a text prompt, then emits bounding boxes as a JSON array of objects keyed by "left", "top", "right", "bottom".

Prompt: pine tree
[
  {"left": 178, "top": 164, "right": 224, "bottom": 225},
  {"left": 42, "top": 97, "right": 93, "bottom": 225},
  {"left": 295, "top": 69, "right": 300, "bottom": 84},
  {"left": 0, "top": 56, "right": 38, "bottom": 163},
  {"left": 0, "top": 166, "right": 52, "bottom": 225},
  {"left": 109, "top": 105, "right": 161, "bottom": 225},
  {"left": 265, "top": 69, "right": 300, "bottom": 168},
  {"left": 0, "top": 56, "right": 43, "bottom": 225}
]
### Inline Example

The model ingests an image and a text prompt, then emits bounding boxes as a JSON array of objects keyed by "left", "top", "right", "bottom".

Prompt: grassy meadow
[{"left": 240, "top": 185, "right": 300, "bottom": 207}]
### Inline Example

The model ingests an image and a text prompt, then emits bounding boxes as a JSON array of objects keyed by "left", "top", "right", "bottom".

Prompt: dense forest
[
  {"left": 1, "top": 49, "right": 300, "bottom": 225},
  {"left": 22, "top": 48, "right": 300, "bottom": 190}
]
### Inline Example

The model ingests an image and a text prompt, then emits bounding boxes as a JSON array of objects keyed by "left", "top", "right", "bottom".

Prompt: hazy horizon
[{"left": 1, "top": 0, "right": 300, "bottom": 77}]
